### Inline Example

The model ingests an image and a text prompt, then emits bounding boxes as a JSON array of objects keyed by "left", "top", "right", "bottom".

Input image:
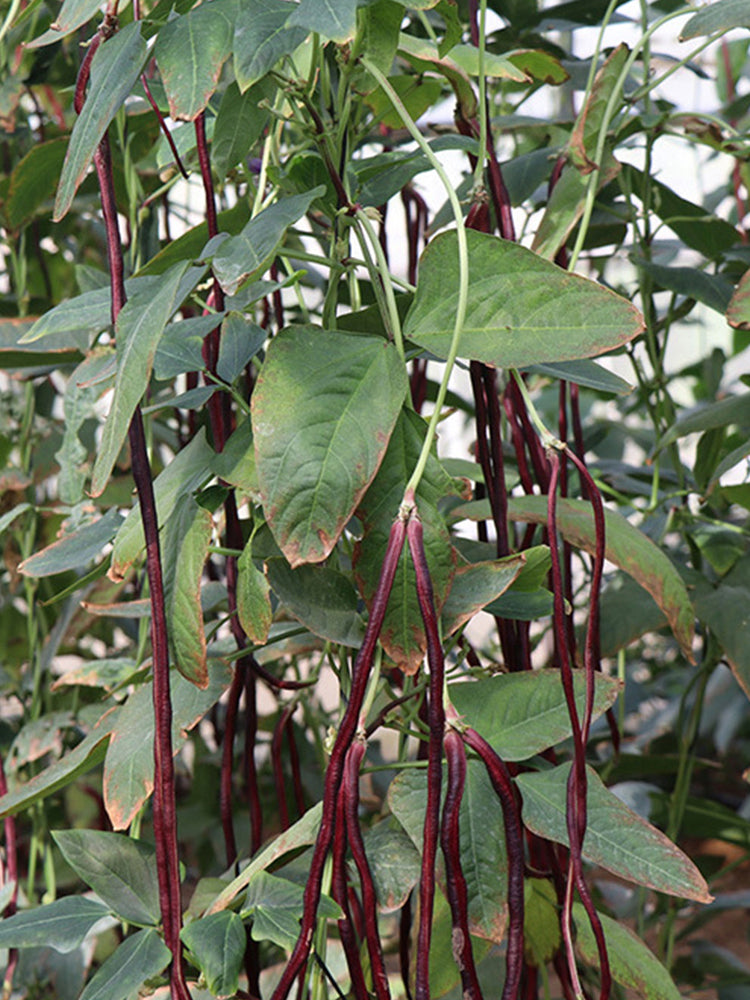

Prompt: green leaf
[
  {"left": 233, "top": 0, "right": 309, "bottom": 92},
  {"left": 213, "top": 419, "right": 258, "bottom": 495},
  {"left": 154, "top": 314, "right": 218, "bottom": 379},
  {"left": 237, "top": 547, "right": 273, "bottom": 644},
  {"left": 206, "top": 802, "right": 323, "bottom": 913},
  {"left": 598, "top": 572, "right": 667, "bottom": 657},
  {"left": 0, "top": 897, "right": 109, "bottom": 954},
  {"left": 681, "top": 0, "right": 750, "bottom": 39},
  {"left": 90, "top": 261, "right": 196, "bottom": 497},
  {"left": 440, "top": 556, "right": 525, "bottom": 635},
  {"left": 266, "top": 558, "right": 365, "bottom": 646},
  {"left": 403, "top": 229, "right": 644, "bottom": 368},
  {"left": 52, "top": 831, "right": 160, "bottom": 927},
  {"left": 212, "top": 190, "right": 323, "bottom": 295},
  {"left": 636, "top": 259, "right": 734, "bottom": 315},
  {"left": 524, "top": 879, "right": 560, "bottom": 966},
  {"left": 4, "top": 138, "right": 67, "bottom": 230},
  {"left": 162, "top": 495, "right": 213, "bottom": 687},
  {"left": 27, "top": 0, "right": 107, "bottom": 46},
  {"left": 287, "top": 0, "right": 358, "bottom": 42},
  {"left": 242, "top": 871, "right": 341, "bottom": 949},
  {"left": 443, "top": 43, "right": 529, "bottom": 82},
  {"left": 136, "top": 201, "right": 249, "bottom": 276},
  {"left": 56, "top": 351, "right": 114, "bottom": 505},
  {"left": 727, "top": 265, "right": 750, "bottom": 329},
  {"left": 79, "top": 928, "right": 171, "bottom": 1000},
  {"left": 217, "top": 312, "right": 265, "bottom": 382},
  {"left": 573, "top": 903, "right": 681, "bottom": 999},
  {"left": 111, "top": 424, "right": 214, "bottom": 580},
  {"left": 54, "top": 24, "right": 149, "bottom": 220},
  {"left": 0, "top": 720, "right": 115, "bottom": 820},
  {"left": 252, "top": 326, "right": 408, "bottom": 566},
  {"left": 525, "top": 359, "right": 632, "bottom": 395},
  {"left": 656, "top": 393, "right": 750, "bottom": 450},
  {"left": 449, "top": 670, "right": 621, "bottom": 761},
  {"left": 181, "top": 912, "right": 246, "bottom": 996},
  {"left": 388, "top": 761, "right": 508, "bottom": 941},
  {"left": 362, "top": 819, "right": 421, "bottom": 912},
  {"left": 621, "top": 165, "right": 738, "bottom": 260},
  {"left": 103, "top": 662, "right": 231, "bottom": 829},
  {"left": 358, "top": 0, "right": 403, "bottom": 79},
  {"left": 694, "top": 573, "right": 750, "bottom": 698},
  {"left": 19, "top": 507, "right": 123, "bottom": 577},
  {"left": 154, "top": 0, "right": 237, "bottom": 121},
  {"left": 516, "top": 764, "right": 712, "bottom": 902},
  {"left": 212, "top": 79, "right": 273, "bottom": 179},
  {"left": 353, "top": 409, "right": 458, "bottom": 673},
  {"left": 501, "top": 495, "right": 695, "bottom": 661}
]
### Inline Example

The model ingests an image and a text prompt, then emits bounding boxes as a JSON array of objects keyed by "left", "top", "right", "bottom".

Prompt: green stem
[
  {"left": 472, "top": 0, "right": 488, "bottom": 191},
  {"left": 360, "top": 60, "right": 470, "bottom": 499},
  {"left": 354, "top": 208, "right": 404, "bottom": 360}
]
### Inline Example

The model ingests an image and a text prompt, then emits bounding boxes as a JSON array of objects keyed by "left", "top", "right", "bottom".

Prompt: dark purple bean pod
[
  {"left": 272, "top": 703, "right": 296, "bottom": 831},
  {"left": 220, "top": 664, "right": 243, "bottom": 865},
  {"left": 344, "top": 740, "right": 392, "bottom": 1000},
  {"left": 461, "top": 727, "right": 524, "bottom": 1000},
  {"left": 406, "top": 512, "right": 445, "bottom": 1000},
  {"left": 441, "top": 727, "right": 483, "bottom": 1000},
  {"left": 332, "top": 784, "right": 369, "bottom": 999},
  {"left": 270, "top": 513, "right": 407, "bottom": 1000},
  {"left": 74, "top": 33, "right": 101, "bottom": 114}
]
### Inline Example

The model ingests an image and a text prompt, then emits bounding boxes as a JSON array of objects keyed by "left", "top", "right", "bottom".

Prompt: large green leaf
[
  {"left": 91, "top": 262, "right": 197, "bottom": 497},
  {"left": 19, "top": 507, "right": 123, "bottom": 577},
  {"left": 181, "top": 912, "right": 246, "bottom": 996},
  {"left": 265, "top": 558, "right": 365, "bottom": 646},
  {"left": 403, "top": 229, "right": 643, "bottom": 367},
  {"left": 52, "top": 831, "right": 160, "bottom": 927},
  {"left": 574, "top": 903, "right": 681, "bottom": 999},
  {"left": 681, "top": 0, "right": 750, "bottom": 38},
  {"left": 516, "top": 764, "right": 711, "bottom": 902},
  {"left": 286, "top": 0, "right": 358, "bottom": 42},
  {"left": 388, "top": 762, "right": 508, "bottom": 941},
  {"left": 54, "top": 24, "right": 149, "bottom": 220},
  {"left": 0, "top": 897, "right": 109, "bottom": 954},
  {"left": 154, "top": 0, "right": 237, "bottom": 120},
  {"left": 111, "top": 429, "right": 214, "bottom": 579},
  {"left": 103, "top": 662, "right": 231, "bottom": 829},
  {"left": 162, "top": 495, "right": 213, "bottom": 687},
  {"left": 79, "top": 928, "right": 171, "bottom": 1000},
  {"left": 233, "top": 0, "right": 309, "bottom": 92},
  {"left": 353, "top": 409, "right": 458, "bottom": 673},
  {"left": 449, "top": 670, "right": 621, "bottom": 761},
  {"left": 27, "top": 0, "right": 106, "bottom": 46},
  {"left": 252, "top": 326, "right": 408, "bottom": 566},
  {"left": 498, "top": 495, "right": 695, "bottom": 660},
  {"left": 212, "top": 189, "right": 323, "bottom": 295},
  {"left": 237, "top": 547, "right": 273, "bottom": 644},
  {"left": 656, "top": 393, "right": 750, "bottom": 450},
  {"left": 693, "top": 556, "right": 750, "bottom": 697}
]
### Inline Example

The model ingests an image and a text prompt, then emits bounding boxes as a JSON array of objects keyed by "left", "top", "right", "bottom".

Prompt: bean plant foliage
[{"left": 3, "top": 0, "right": 750, "bottom": 997}]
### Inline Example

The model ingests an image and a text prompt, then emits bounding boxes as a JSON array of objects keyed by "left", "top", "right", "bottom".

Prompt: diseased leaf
[
  {"left": 19, "top": 508, "right": 123, "bottom": 577},
  {"left": 79, "top": 928, "right": 171, "bottom": 1000},
  {"left": 54, "top": 24, "right": 149, "bottom": 220},
  {"left": 155, "top": 0, "right": 237, "bottom": 121},
  {"left": 103, "top": 663, "right": 231, "bottom": 829},
  {"left": 441, "top": 556, "right": 525, "bottom": 635},
  {"left": 449, "top": 670, "right": 621, "bottom": 761},
  {"left": 569, "top": 44, "right": 629, "bottom": 173},
  {"left": 362, "top": 820, "right": 421, "bottom": 912},
  {"left": 4, "top": 139, "right": 67, "bottom": 230},
  {"left": 52, "top": 831, "right": 160, "bottom": 927},
  {"left": 27, "top": 0, "right": 105, "bottom": 46},
  {"left": 404, "top": 230, "right": 644, "bottom": 367},
  {"left": 0, "top": 897, "right": 109, "bottom": 954},
  {"left": 516, "top": 764, "right": 712, "bottom": 902},
  {"left": 253, "top": 327, "right": 407, "bottom": 566}
]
